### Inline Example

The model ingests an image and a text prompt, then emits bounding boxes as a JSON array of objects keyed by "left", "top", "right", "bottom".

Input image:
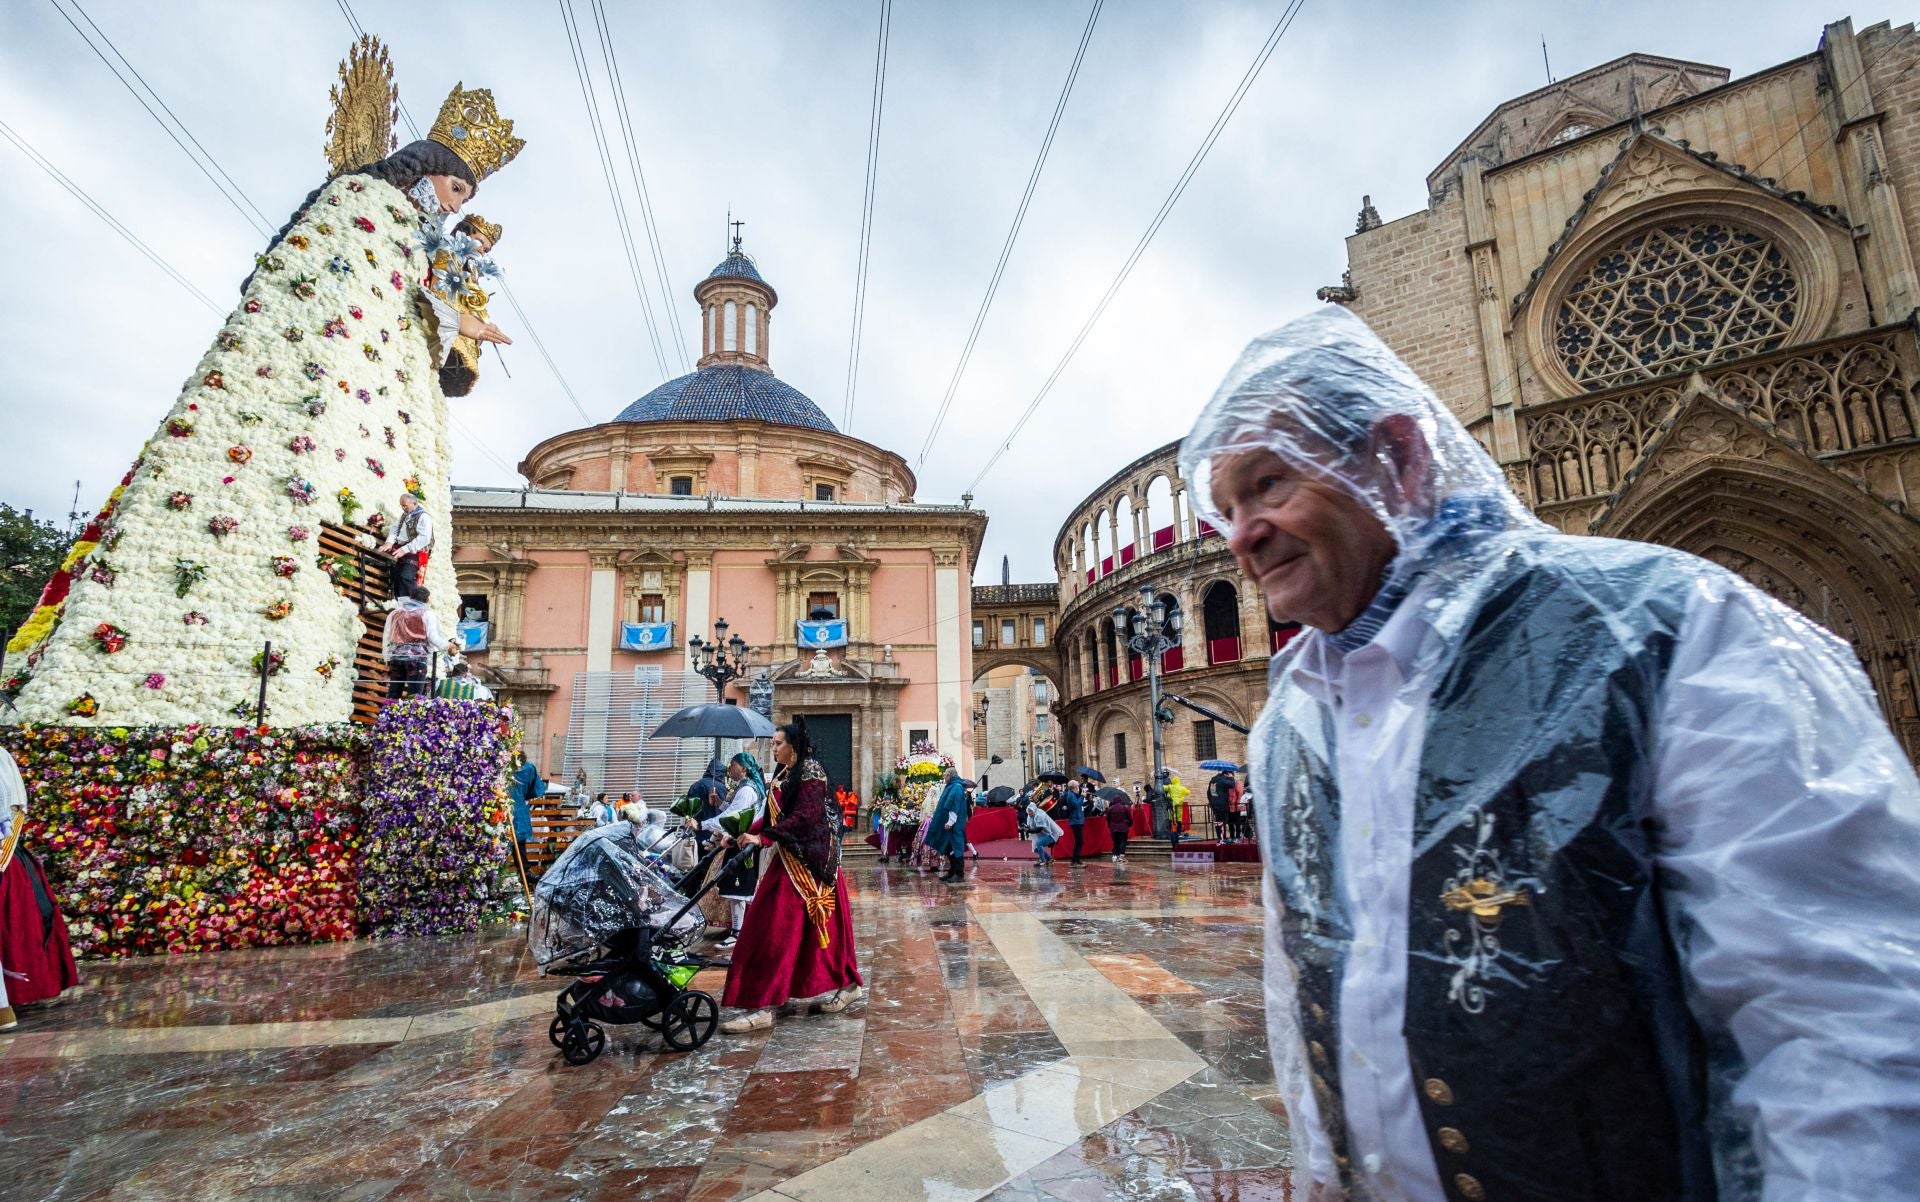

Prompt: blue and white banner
[
  {"left": 796, "top": 619, "right": 847, "bottom": 648},
  {"left": 620, "top": 621, "right": 675, "bottom": 652},
  {"left": 454, "top": 620, "right": 490, "bottom": 652}
]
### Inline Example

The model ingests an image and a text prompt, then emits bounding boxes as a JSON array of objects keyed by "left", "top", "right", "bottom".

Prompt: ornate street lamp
[
  {"left": 688, "top": 617, "right": 752, "bottom": 701},
  {"left": 689, "top": 617, "right": 753, "bottom": 757},
  {"left": 1114, "top": 582, "right": 1182, "bottom": 834}
]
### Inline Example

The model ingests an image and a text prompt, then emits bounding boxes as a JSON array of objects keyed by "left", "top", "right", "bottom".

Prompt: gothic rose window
[{"left": 1553, "top": 218, "right": 1800, "bottom": 389}]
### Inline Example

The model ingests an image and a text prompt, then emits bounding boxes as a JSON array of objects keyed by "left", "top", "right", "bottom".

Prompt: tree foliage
[{"left": 0, "top": 503, "right": 72, "bottom": 647}]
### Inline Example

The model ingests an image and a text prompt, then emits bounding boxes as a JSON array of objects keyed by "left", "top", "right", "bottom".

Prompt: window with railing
[
  {"left": 1193, "top": 719, "right": 1217, "bottom": 761},
  {"left": 1113, "top": 732, "right": 1128, "bottom": 769}
]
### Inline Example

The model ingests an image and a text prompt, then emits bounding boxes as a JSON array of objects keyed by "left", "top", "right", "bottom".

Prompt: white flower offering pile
[{"left": 4, "top": 175, "right": 459, "bottom": 726}]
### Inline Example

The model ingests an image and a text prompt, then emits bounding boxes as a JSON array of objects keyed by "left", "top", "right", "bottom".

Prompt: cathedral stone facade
[{"left": 1321, "top": 17, "right": 1920, "bottom": 757}]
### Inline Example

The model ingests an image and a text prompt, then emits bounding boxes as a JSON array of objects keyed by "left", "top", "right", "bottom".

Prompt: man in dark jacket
[{"left": 1206, "top": 769, "right": 1234, "bottom": 840}]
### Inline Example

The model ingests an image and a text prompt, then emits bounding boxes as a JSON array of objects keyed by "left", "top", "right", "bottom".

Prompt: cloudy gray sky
[{"left": 0, "top": 0, "right": 1859, "bottom": 581}]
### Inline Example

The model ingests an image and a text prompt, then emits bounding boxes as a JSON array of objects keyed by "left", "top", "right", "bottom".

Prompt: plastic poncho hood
[{"left": 1178, "top": 305, "right": 1540, "bottom": 571}]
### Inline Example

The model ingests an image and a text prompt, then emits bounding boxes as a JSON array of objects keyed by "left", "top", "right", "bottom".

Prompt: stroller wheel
[
  {"left": 548, "top": 1014, "right": 569, "bottom": 1048},
  {"left": 661, "top": 990, "right": 719, "bottom": 1052},
  {"left": 561, "top": 1020, "right": 607, "bottom": 1066}
]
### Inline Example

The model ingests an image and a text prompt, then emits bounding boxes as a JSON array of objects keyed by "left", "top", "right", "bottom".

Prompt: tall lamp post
[
  {"left": 689, "top": 617, "right": 753, "bottom": 757},
  {"left": 1114, "top": 583, "right": 1181, "bottom": 835}
]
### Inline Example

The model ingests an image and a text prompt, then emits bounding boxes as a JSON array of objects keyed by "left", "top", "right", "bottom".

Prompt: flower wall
[
  {"left": 2, "top": 171, "right": 458, "bottom": 727},
  {"left": 0, "top": 723, "right": 363, "bottom": 957},
  {"left": 1, "top": 700, "right": 517, "bottom": 958},
  {"left": 359, "top": 699, "right": 519, "bottom": 938}
]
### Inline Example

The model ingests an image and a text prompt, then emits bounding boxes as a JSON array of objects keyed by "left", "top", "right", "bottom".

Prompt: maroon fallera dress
[
  {"left": 1, "top": 849, "right": 80, "bottom": 1005},
  {"left": 722, "top": 759, "right": 861, "bottom": 1010}
]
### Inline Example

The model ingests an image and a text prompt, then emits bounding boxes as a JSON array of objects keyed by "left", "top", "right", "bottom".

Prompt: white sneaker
[
  {"left": 721, "top": 1008, "right": 774, "bottom": 1034},
  {"left": 718, "top": 935, "right": 737, "bottom": 949}
]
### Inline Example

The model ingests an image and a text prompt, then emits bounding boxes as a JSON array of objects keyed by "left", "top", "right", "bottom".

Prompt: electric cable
[
  {"left": 841, "top": 0, "right": 893, "bottom": 433},
  {"left": 965, "top": 0, "right": 1308, "bottom": 492},
  {"left": 0, "top": 116, "right": 223, "bottom": 315},
  {"left": 557, "top": 0, "right": 675, "bottom": 382},
  {"left": 589, "top": 0, "right": 692, "bottom": 373},
  {"left": 916, "top": 0, "right": 1103, "bottom": 467},
  {"left": 49, "top": 0, "right": 274, "bottom": 239}
]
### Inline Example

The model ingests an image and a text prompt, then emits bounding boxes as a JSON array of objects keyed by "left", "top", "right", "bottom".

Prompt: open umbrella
[
  {"left": 1036, "top": 771, "right": 1069, "bottom": 784},
  {"left": 1198, "top": 759, "right": 1240, "bottom": 772},
  {"left": 1076, "top": 766, "right": 1106, "bottom": 782},
  {"left": 651, "top": 703, "right": 776, "bottom": 740},
  {"left": 984, "top": 785, "right": 1015, "bottom": 805},
  {"left": 1095, "top": 786, "right": 1129, "bottom": 804}
]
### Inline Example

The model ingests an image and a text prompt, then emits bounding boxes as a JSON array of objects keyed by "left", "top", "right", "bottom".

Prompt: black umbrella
[
  {"left": 651, "top": 703, "right": 776, "bottom": 740},
  {"left": 984, "top": 785, "right": 1015, "bottom": 805},
  {"left": 1036, "top": 771, "right": 1069, "bottom": 784},
  {"left": 1076, "top": 766, "right": 1106, "bottom": 783},
  {"left": 1095, "top": 786, "right": 1129, "bottom": 803}
]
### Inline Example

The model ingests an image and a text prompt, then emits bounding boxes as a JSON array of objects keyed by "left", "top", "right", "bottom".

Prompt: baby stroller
[{"left": 529, "top": 818, "right": 749, "bottom": 1065}]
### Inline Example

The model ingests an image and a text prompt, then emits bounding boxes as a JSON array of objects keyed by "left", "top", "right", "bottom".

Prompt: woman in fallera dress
[{"left": 720, "top": 718, "right": 864, "bottom": 1033}]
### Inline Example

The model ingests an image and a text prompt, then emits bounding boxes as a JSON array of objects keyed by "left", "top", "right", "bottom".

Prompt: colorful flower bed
[
  {"left": 0, "top": 700, "right": 518, "bottom": 958},
  {"left": 0, "top": 723, "right": 363, "bottom": 957},
  {"left": 358, "top": 699, "right": 519, "bottom": 939}
]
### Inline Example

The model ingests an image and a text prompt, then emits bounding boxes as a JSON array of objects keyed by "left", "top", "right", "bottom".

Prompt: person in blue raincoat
[
  {"left": 508, "top": 752, "right": 542, "bottom": 872},
  {"left": 925, "top": 767, "right": 972, "bottom": 885}
]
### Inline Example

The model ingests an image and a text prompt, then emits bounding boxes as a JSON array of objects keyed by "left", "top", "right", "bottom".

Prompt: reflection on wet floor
[{"left": 0, "top": 861, "right": 1289, "bottom": 1201}]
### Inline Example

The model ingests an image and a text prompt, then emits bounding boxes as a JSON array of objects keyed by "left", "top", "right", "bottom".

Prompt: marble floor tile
[{"left": 5, "top": 863, "right": 1280, "bottom": 1202}]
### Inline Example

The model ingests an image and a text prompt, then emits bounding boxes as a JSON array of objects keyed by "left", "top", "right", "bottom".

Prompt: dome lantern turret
[{"left": 695, "top": 220, "right": 776, "bottom": 371}]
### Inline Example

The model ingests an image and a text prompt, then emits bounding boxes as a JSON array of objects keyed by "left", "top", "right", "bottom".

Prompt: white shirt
[
  {"left": 701, "top": 780, "right": 761, "bottom": 834},
  {"left": 1271, "top": 570, "right": 1920, "bottom": 1201},
  {"left": 393, "top": 509, "right": 433, "bottom": 557}
]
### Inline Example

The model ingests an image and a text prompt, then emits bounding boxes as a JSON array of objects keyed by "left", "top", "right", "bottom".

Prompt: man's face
[
  {"left": 399, "top": 494, "right": 418, "bottom": 512},
  {"left": 1211, "top": 447, "right": 1398, "bottom": 632}
]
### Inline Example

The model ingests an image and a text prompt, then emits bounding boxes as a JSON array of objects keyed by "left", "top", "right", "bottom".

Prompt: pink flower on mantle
[{"left": 143, "top": 673, "right": 166, "bottom": 690}]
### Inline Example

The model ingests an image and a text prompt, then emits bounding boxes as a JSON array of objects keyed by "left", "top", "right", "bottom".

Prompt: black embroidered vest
[{"left": 1258, "top": 536, "right": 1730, "bottom": 1202}]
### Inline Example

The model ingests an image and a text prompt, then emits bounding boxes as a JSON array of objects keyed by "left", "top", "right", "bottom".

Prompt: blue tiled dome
[
  {"left": 707, "top": 250, "right": 765, "bottom": 285},
  {"left": 614, "top": 364, "right": 837, "bottom": 432}
]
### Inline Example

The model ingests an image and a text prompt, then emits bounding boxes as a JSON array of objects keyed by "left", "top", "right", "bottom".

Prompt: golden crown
[
  {"left": 428, "top": 83, "right": 524, "bottom": 181},
  {"left": 460, "top": 215, "right": 504, "bottom": 247}
]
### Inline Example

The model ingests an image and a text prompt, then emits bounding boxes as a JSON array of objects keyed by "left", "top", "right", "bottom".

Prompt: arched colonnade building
[{"left": 1050, "top": 440, "right": 1292, "bottom": 821}]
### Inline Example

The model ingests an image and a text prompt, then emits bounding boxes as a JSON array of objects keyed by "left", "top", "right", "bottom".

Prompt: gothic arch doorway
[{"left": 1601, "top": 451, "right": 1920, "bottom": 758}]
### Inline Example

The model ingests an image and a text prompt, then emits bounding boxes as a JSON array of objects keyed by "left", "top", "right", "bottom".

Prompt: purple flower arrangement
[{"left": 358, "top": 699, "right": 517, "bottom": 939}]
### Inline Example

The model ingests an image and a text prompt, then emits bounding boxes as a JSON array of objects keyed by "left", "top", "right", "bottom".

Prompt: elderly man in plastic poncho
[{"left": 1180, "top": 306, "right": 1920, "bottom": 1202}]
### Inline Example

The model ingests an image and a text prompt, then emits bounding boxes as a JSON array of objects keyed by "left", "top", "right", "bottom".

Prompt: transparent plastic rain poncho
[
  {"left": 528, "top": 819, "right": 704, "bottom": 972},
  {"left": 1179, "top": 306, "right": 1920, "bottom": 1199}
]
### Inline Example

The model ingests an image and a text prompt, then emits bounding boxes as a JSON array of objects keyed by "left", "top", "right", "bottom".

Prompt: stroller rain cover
[{"left": 529, "top": 824, "right": 703, "bottom": 971}]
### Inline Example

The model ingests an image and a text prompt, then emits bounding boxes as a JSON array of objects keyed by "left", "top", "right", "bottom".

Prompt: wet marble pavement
[{"left": 0, "top": 862, "right": 1289, "bottom": 1201}]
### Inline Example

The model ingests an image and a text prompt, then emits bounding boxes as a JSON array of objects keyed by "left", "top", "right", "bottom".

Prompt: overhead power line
[
  {"left": 588, "top": 0, "right": 691, "bottom": 373},
  {"left": 498, "top": 277, "right": 595, "bottom": 427},
  {"left": 50, "top": 0, "right": 274, "bottom": 238},
  {"left": 916, "top": 0, "right": 1103, "bottom": 467},
  {"left": 841, "top": 0, "right": 893, "bottom": 433},
  {"left": 0, "top": 117, "right": 222, "bottom": 315},
  {"left": 558, "top": 0, "right": 675, "bottom": 382},
  {"left": 967, "top": 0, "right": 1309, "bottom": 493}
]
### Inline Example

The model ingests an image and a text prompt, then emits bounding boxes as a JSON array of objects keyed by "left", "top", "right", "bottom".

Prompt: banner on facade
[
  {"left": 620, "top": 621, "right": 675, "bottom": 652},
  {"left": 796, "top": 618, "right": 847, "bottom": 648},
  {"left": 454, "top": 620, "right": 490, "bottom": 652}
]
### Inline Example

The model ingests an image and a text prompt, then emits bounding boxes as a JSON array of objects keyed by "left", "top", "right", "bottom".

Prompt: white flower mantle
[{"left": 7, "top": 175, "right": 460, "bottom": 726}]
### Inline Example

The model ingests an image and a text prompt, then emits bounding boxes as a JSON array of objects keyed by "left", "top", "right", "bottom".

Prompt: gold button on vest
[
  {"left": 1454, "top": 1172, "right": 1485, "bottom": 1200},
  {"left": 1438, "top": 1126, "right": 1469, "bottom": 1154},
  {"left": 1423, "top": 1077, "right": 1454, "bottom": 1105}
]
